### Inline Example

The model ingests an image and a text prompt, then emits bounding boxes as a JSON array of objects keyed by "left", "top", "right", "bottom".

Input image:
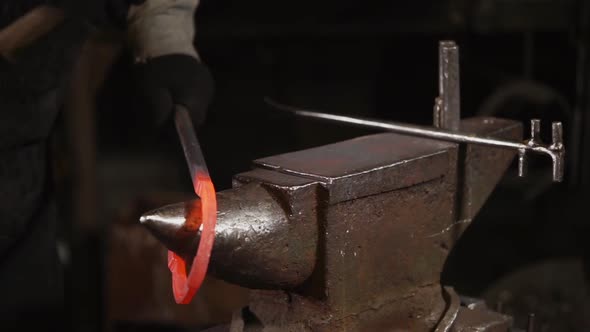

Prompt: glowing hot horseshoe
[
  {"left": 168, "top": 173, "right": 216, "bottom": 304},
  {"left": 170, "top": 106, "right": 217, "bottom": 304}
]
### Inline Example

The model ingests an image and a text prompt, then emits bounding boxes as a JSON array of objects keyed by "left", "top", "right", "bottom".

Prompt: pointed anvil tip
[
  {"left": 136, "top": 183, "right": 317, "bottom": 289},
  {"left": 138, "top": 201, "right": 201, "bottom": 256},
  {"left": 139, "top": 204, "right": 188, "bottom": 229}
]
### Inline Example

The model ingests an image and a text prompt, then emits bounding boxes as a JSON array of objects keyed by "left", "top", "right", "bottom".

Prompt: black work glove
[{"left": 134, "top": 54, "right": 214, "bottom": 130}]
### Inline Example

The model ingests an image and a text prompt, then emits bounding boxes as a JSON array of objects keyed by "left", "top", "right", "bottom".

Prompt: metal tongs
[
  {"left": 174, "top": 105, "right": 211, "bottom": 184},
  {"left": 165, "top": 105, "right": 217, "bottom": 304}
]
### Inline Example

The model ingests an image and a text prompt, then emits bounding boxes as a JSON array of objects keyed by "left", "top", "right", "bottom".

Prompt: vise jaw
[{"left": 141, "top": 117, "right": 520, "bottom": 331}]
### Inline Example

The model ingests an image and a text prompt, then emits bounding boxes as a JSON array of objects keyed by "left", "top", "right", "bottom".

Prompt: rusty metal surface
[
  {"left": 238, "top": 132, "right": 461, "bottom": 330},
  {"left": 140, "top": 182, "right": 318, "bottom": 289},
  {"left": 321, "top": 173, "right": 456, "bottom": 316},
  {"left": 458, "top": 117, "right": 522, "bottom": 222},
  {"left": 243, "top": 284, "right": 447, "bottom": 332},
  {"left": 233, "top": 168, "right": 320, "bottom": 223},
  {"left": 255, "top": 133, "right": 454, "bottom": 204},
  {"left": 450, "top": 306, "right": 512, "bottom": 332}
]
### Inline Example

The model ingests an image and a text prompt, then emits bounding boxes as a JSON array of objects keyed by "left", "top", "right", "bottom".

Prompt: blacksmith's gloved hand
[
  {"left": 127, "top": 0, "right": 214, "bottom": 129},
  {"left": 135, "top": 54, "right": 214, "bottom": 129}
]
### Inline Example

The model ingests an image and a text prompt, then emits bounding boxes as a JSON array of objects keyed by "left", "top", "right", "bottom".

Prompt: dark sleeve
[
  {"left": 58, "top": 0, "right": 130, "bottom": 27},
  {"left": 0, "top": 0, "right": 90, "bottom": 149},
  {"left": 0, "top": 0, "right": 137, "bottom": 29},
  {"left": 0, "top": 0, "right": 56, "bottom": 28}
]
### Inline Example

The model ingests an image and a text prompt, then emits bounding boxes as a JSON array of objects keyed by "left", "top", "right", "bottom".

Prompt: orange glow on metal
[{"left": 167, "top": 172, "right": 217, "bottom": 304}]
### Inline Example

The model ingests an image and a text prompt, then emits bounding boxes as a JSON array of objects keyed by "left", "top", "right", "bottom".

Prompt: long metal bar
[
  {"left": 298, "top": 107, "right": 525, "bottom": 149},
  {"left": 265, "top": 98, "right": 564, "bottom": 182},
  {"left": 268, "top": 98, "right": 520, "bottom": 149},
  {"left": 435, "top": 41, "right": 461, "bottom": 131},
  {"left": 174, "top": 104, "right": 210, "bottom": 183}
]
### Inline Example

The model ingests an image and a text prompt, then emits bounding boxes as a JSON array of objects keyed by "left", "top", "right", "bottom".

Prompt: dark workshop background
[{"left": 49, "top": 0, "right": 590, "bottom": 331}]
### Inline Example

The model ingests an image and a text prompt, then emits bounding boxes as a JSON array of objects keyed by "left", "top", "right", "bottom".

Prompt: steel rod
[
  {"left": 436, "top": 41, "right": 461, "bottom": 131},
  {"left": 265, "top": 98, "right": 564, "bottom": 182}
]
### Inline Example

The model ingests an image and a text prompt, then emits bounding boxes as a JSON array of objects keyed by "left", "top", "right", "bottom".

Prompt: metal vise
[{"left": 140, "top": 116, "right": 521, "bottom": 331}]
